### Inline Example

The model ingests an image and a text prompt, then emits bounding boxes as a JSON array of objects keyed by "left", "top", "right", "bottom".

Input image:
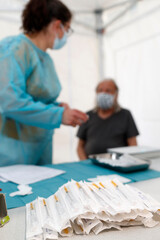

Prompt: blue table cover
[{"left": 1, "top": 160, "right": 160, "bottom": 209}]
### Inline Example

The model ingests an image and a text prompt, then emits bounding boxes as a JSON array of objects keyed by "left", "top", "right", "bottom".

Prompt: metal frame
[
  {"left": 104, "top": 0, "right": 137, "bottom": 30},
  {"left": 73, "top": 20, "right": 95, "bottom": 31},
  {"left": 106, "top": 3, "right": 160, "bottom": 35},
  {"left": 95, "top": 10, "right": 104, "bottom": 80},
  {"left": 72, "top": 0, "right": 132, "bottom": 14},
  {"left": 71, "top": 0, "right": 139, "bottom": 79},
  {"left": 0, "top": 0, "right": 139, "bottom": 31},
  {"left": 0, "top": 0, "right": 140, "bottom": 79}
]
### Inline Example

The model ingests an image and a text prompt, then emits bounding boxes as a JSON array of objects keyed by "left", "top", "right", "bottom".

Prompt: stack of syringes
[{"left": 26, "top": 179, "right": 160, "bottom": 240}]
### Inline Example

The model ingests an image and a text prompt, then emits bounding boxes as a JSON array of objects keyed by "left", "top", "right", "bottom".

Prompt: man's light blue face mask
[
  {"left": 53, "top": 24, "right": 68, "bottom": 50},
  {"left": 97, "top": 92, "right": 115, "bottom": 110}
]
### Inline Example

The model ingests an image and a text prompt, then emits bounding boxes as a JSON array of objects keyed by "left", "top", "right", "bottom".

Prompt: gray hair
[{"left": 96, "top": 78, "right": 119, "bottom": 92}]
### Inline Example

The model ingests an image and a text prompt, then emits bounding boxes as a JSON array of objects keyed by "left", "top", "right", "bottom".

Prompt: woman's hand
[{"left": 62, "top": 108, "right": 88, "bottom": 127}]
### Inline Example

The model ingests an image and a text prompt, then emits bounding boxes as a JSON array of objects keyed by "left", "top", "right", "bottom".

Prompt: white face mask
[
  {"left": 97, "top": 93, "right": 115, "bottom": 110},
  {"left": 53, "top": 25, "right": 68, "bottom": 50}
]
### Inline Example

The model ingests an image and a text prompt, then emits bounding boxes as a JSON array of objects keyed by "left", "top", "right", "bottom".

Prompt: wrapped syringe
[{"left": 26, "top": 179, "right": 160, "bottom": 239}]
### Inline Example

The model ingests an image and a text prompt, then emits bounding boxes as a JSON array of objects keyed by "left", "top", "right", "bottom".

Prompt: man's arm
[
  {"left": 127, "top": 136, "right": 137, "bottom": 146},
  {"left": 77, "top": 139, "right": 87, "bottom": 160}
]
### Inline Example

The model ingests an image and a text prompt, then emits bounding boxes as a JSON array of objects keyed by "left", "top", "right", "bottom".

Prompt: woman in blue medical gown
[{"left": 0, "top": 0, "right": 88, "bottom": 166}]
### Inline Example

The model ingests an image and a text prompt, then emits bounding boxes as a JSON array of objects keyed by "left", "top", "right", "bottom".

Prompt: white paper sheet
[
  {"left": 0, "top": 176, "right": 8, "bottom": 183},
  {"left": 9, "top": 184, "right": 33, "bottom": 197},
  {"left": 88, "top": 174, "right": 131, "bottom": 183},
  {"left": 0, "top": 165, "right": 65, "bottom": 184},
  {"left": 108, "top": 146, "right": 160, "bottom": 154}
]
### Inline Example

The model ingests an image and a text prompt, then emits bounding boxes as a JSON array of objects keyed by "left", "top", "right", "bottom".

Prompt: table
[{"left": 1, "top": 159, "right": 160, "bottom": 240}]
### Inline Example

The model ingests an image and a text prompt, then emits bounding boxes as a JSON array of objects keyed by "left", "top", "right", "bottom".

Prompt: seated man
[{"left": 77, "top": 79, "right": 139, "bottom": 160}]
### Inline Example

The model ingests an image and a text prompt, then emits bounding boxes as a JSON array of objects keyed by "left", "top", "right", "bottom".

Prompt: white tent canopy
[{"left": 0, "top": 0, "right": 160, "bottom": 163}]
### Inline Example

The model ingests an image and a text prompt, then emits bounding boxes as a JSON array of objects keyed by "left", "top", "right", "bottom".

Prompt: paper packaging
[
  {"left": 0, "top": 193, "right": 10, "bottom": 227},
  {"left": 0, "top": 164, "right": 65, "bottom": 185},
  {"left": 26, "top": 200, "right": 43, "bottom": 240},
  {"left": 26, "top": 179, "right": 160, "bottom": 240}
]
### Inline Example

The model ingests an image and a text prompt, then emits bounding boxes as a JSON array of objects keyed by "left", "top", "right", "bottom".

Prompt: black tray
[{"left": 89, "top": 153, "right": 150, "bottom": 173}]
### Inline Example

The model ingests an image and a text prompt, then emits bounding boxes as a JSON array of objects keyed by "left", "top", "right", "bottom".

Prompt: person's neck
[
  {"left": 97, "top": 107, "right": 114, "bottom": 119},
  {"left": 25, "top": 32, "right": 49, "bottom": 52}
]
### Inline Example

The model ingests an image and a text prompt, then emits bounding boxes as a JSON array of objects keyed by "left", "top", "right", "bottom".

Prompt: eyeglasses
[
  {"left": 66, "top": 27, "right": 74, "bottom": 37},
  {"left": 61, "top": 24, "right": 74, "bottom": 37}
]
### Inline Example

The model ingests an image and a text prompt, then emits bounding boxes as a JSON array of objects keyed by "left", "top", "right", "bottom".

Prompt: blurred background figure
[{"left": 77, "top": 79, "right": 139, "bottom": 160}]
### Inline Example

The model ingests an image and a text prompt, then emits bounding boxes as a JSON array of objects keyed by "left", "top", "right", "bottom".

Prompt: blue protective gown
[{"left": 0, "top": 34, "right": 64, "bottom": 166}]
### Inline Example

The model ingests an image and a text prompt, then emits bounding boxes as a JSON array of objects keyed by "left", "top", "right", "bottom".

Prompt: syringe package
[{"left": 26, "top": 179, "right": 160, "bottom": 239}]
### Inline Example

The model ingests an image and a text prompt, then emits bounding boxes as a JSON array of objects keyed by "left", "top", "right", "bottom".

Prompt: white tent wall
[
  {"left": 0, "top": 20, "right": 20, "bottom": 38},
  {"left": 103, "top": 0, "right": 160, "bottom": 148}
]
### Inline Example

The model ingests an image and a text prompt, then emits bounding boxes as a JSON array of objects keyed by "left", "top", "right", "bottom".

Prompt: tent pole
[{"left": 95, "top": 10, "right": 105, "bottom": 81}]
